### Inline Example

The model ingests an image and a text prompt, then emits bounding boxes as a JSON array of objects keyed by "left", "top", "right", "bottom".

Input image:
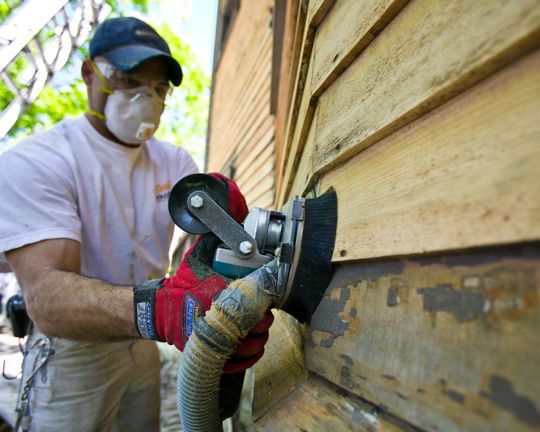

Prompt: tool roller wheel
[{"left": 168, "top": 173, "right": 229, "bottom": 234}]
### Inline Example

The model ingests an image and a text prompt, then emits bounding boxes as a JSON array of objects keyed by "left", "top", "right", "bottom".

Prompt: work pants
[{"left": 19, "top": 328, "right": 160, "bottom": 432}]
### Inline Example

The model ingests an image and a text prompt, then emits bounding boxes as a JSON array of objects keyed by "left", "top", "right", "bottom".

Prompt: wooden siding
[
  {"left": 206, "top": 0, "right": 276, "bottom": 209},
  {"left": 251, "top": 0, "right": 540, "bottom": 431}
]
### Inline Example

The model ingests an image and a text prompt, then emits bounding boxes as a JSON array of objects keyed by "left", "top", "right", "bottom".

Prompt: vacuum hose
[{"left": 177, "top": 261, "right": 280, "bottom": 432}]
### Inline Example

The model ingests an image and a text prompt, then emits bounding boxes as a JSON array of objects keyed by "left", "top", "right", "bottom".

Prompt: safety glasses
[{"left": 92, "top": 61, "right": 173, "bottom": 99}]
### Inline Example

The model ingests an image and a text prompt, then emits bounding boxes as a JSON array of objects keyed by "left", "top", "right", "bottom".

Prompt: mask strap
[
  {"left": 87, "top": 59, "right": 113, "bottom": 121},
  {"left": 88, "top": 109, "right": 106, "bottom": 120},
  {"left": 89, "top": 59, "right": 114, "bottom": 95}
]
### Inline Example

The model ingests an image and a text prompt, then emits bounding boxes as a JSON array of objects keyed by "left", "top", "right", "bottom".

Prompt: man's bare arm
[{"left": 6, "top": 238, "right": 139, "bottom": 341}]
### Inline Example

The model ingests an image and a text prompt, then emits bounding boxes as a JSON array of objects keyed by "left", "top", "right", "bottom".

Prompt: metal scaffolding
[{"left": 0, "top": 0, "right": 111, "bottom": 139}]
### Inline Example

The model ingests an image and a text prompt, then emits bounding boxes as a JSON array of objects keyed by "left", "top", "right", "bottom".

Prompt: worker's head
[{"left": 82, "top": 17, "right": 183, "bottom": 145}]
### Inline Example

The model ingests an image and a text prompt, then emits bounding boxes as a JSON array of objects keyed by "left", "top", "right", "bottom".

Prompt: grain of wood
[
  {"left": 321, "top": 49, "right": 540, "bottom": 261},
  {"left": 306, "top": 243, "right": 540, "bottom": 431},
  {"left": 247, "top": 189, "right": 275, "bottom": 210},
  {"left": 209, "top": 62, "right": 272, "bottom": 170},
  {"left": 212, "top": 33, "right": 272, "bottom": 133},
  {"left": 256, "top": 374, "right": 415, "bottom": 431},
  {"left": 236, "top": 139, "right": 274, "bottom": 190},
  {"left": 312, "top": 0, "right": 408, "bottom": 96},
  {"left": 278, "top": 0, "right": 408, "bottom": 205},
  {"left": 236, "top": 133, "right": 274, "bottom": 184},
  {"left": 252, "top": 310, "right": 308, "bottom": 419},
  {"left": 306, "top": 0, "right": 335, "bottom": 27},
  {"left": 313, "top": 0, "right": 540, "bottom": 177},
  {"left": 243, "top": 172, "right": 275, "bottom": 204}
]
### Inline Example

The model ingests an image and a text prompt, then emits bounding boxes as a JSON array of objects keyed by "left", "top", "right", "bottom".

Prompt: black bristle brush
[{"left": 280, "top": 187, "right": 338, "bottom": 323}]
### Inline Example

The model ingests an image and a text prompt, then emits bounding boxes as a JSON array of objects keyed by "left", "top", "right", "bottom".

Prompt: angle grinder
[
  {"left": 168, "top": 173, "right": 337, "bottom": 420},
  {"left": 168, "top": 173, "right": 317, "bottom": 321}
]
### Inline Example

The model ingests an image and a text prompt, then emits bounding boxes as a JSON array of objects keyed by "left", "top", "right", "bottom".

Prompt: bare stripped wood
[
  {"left": 311, "top": 0, "right": 409, "bottom": 97},
  {"left": 273, "top": 0, "right": 300, "bottom": 195},
  {"left": 274, "top": 0, "right": 307, "bottom": 207},
  {"left": 211, "top": 1, "right": 270, "bottom": 109},
  {"left": 311, "top": 0, "right": 540, "bottom": 180},
  {"left": 274, "top": 3, "right": 313, "bottom": 206},
  {"left": 247, "top": 188, "right": 275, "bottom": 210},
  {"left": 208, "top": 78, "right": 271, "bottom": 171},
  {"left": 306, "top": 0, "right": 335, "bottom": 27},
  {"left": 278, "top": 42, "right": 316, "bottom": 205},
  {"left": 209, "top": 46, "right": 272, "bottom": 168},
  {"left": 235, "top": 120, "right": 274, "bottom": 166},
  {"left": 210, "top": 59, "right": 271, "bottom": 165},
  {"left": 232, "top": 110, "right": 273, "bottom": 169},
  {"left": 243, "top": 171, "right": 275, "bottom": 202},
  {"left": 256, "top": 374, "right": 417, "bottom": 431},
  {"left": 241, "top": 159, "right": 275, "bottom": 199},
  {"left": 213, "top": 97, "right": 272, "bottom": 173},
  {"left": 253, "top": 310, "right": 308, "bottom": 419},
  {"left": 235, "top": 130, "right": 275, "bottom": 184},
  {"left": 211, "top": 30, "right": 272, "bottom": 139},
  {"left": 306, "top": 242, "right": 540, "bottom": 432},
  {"left": 208, "top": 3, "right": 273, "bottom": 168},
  {"left": 320, "top": 49, "right": 540, "bottom": 262},
  {"left": 288, "top": 105, "right": 317, "bottom": 201},
  {"left": 278, "top": 0, "right": 407, "bottom": 205},
  {"left": 234, "top": 116, "right": 274, "bottom": 170}
]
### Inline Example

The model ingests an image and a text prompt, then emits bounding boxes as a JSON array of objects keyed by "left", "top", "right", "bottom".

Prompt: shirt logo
[{"left": 154, "top": 181, "right": 171, "bottom": 202}]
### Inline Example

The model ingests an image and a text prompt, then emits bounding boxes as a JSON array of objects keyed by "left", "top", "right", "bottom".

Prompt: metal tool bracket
[{"left": 187, "top": 190, "right": 257, "bottom": 258}]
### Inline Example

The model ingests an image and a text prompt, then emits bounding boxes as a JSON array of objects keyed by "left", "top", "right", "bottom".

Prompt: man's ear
[{"left": 81, "top": 59, "right": 94, "bottom": 86}]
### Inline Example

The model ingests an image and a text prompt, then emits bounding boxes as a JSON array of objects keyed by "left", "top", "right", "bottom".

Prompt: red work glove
[{"left": 133, "top": 173, "right": 273, "bottom": 373}]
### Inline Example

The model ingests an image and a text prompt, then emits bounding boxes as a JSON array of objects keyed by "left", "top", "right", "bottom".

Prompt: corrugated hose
[{"left": 177, "top": 260, "right": 280, "bottom": 432}]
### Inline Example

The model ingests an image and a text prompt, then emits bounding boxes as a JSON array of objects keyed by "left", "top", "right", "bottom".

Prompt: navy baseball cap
[{"left": 89, "top": 17, "right": 183, "bottom": 86}]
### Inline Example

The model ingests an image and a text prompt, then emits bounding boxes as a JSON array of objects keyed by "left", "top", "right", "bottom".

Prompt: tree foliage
[{"left": 0, "top": 0, "right": 210, "bottom": 160}]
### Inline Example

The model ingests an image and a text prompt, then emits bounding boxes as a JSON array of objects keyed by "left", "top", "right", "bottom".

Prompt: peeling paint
[
  {"left": 417, "top": 243, "right": 540, "bottom": 268},
  {"left": 340, "top": 354, "right": 353, "bottom": 366},
  {"left": 308, "top": 287, "right": 350, "bottom": 347},
  {"left": 329, "top": 260, "right": 405, "bottom": 287},
  {"left": 417, "top": 284, "right": 486, "bottom": 322},
  {"left": 480, "top": 375, "right": 540, "bottom": 427},
  {"left": 443, "top": 389, "right": 465, "bottom": 404},
  {"left": 340, "top": 366, "right": 358, "bottom": 390},
  {"left": 387, "top": 287, "right": 400, "bottom": 307}
]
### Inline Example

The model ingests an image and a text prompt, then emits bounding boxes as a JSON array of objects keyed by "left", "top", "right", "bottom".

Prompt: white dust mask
[{"left": 104, "top": 87, "right": 164, "bottom": 144}]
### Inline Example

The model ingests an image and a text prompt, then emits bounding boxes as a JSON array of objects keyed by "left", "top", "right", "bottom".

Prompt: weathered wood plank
[
  {"left": 311, "top": 0, "right": 408, "bottom": 97},
  {"left": 306, "top": 0, "right": 335, "bottom": 27},
  {"left": 278, "top": 0, "right": 407, "bottom": 205},
  {"left": 320, "top": 49, "right": 540, "bottom": 261},
  {"left": 236, "top": 135, "right": 274, "bottom": 189},
  {"left": 209, "top": 54, "right": 272, "bottom": 170},
  {"left": 235, "top": 122, "right": 274, "bottom": 174},
  {"left": 243, "top": 171, "right": 275, "bottom": 202},
  {"left": 208, "top": 2, "right": 273, "bottom": 170},
  {"left": 248, "top": 189, "right": 275, "bottom": 209},
  {"left": 306, "top": 242, "right": 540, "bottom": 431},
  {"left": 311, "top": 0, "right": 540, "bottom": 179},
  {"left": 278, "top": 41, "right": 316, "bottom": 205},
  {"left": 253, "top": 310, "right": 308, "bottom": 419},
  {"left": 209, "top": 81, "right": 271, "bottom": 172},
  {"left": 273, "top": 0, "right": 301, "bottom": 209},
  {"left": 256, "top": 374, "right": 417, "bottom": 431}
]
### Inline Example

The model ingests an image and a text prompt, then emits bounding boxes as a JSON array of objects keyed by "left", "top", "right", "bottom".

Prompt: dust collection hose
[{"left": 177, "top": 260, "right": 280, "bottom": 432}]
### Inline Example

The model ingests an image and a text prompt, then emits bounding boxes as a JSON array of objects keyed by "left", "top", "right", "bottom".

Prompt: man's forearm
[{"left": 25, "top": 269, "right": 139, "bottom": 341}]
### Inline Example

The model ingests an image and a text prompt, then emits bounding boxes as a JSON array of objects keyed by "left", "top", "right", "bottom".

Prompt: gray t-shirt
[{"left": 0, "top": 115, "right": 198, "bottom": 285}]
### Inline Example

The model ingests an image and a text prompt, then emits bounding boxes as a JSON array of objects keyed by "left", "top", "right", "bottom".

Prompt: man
[{"left": 0, "top": 17, "right": 270, "bottom": 431}]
